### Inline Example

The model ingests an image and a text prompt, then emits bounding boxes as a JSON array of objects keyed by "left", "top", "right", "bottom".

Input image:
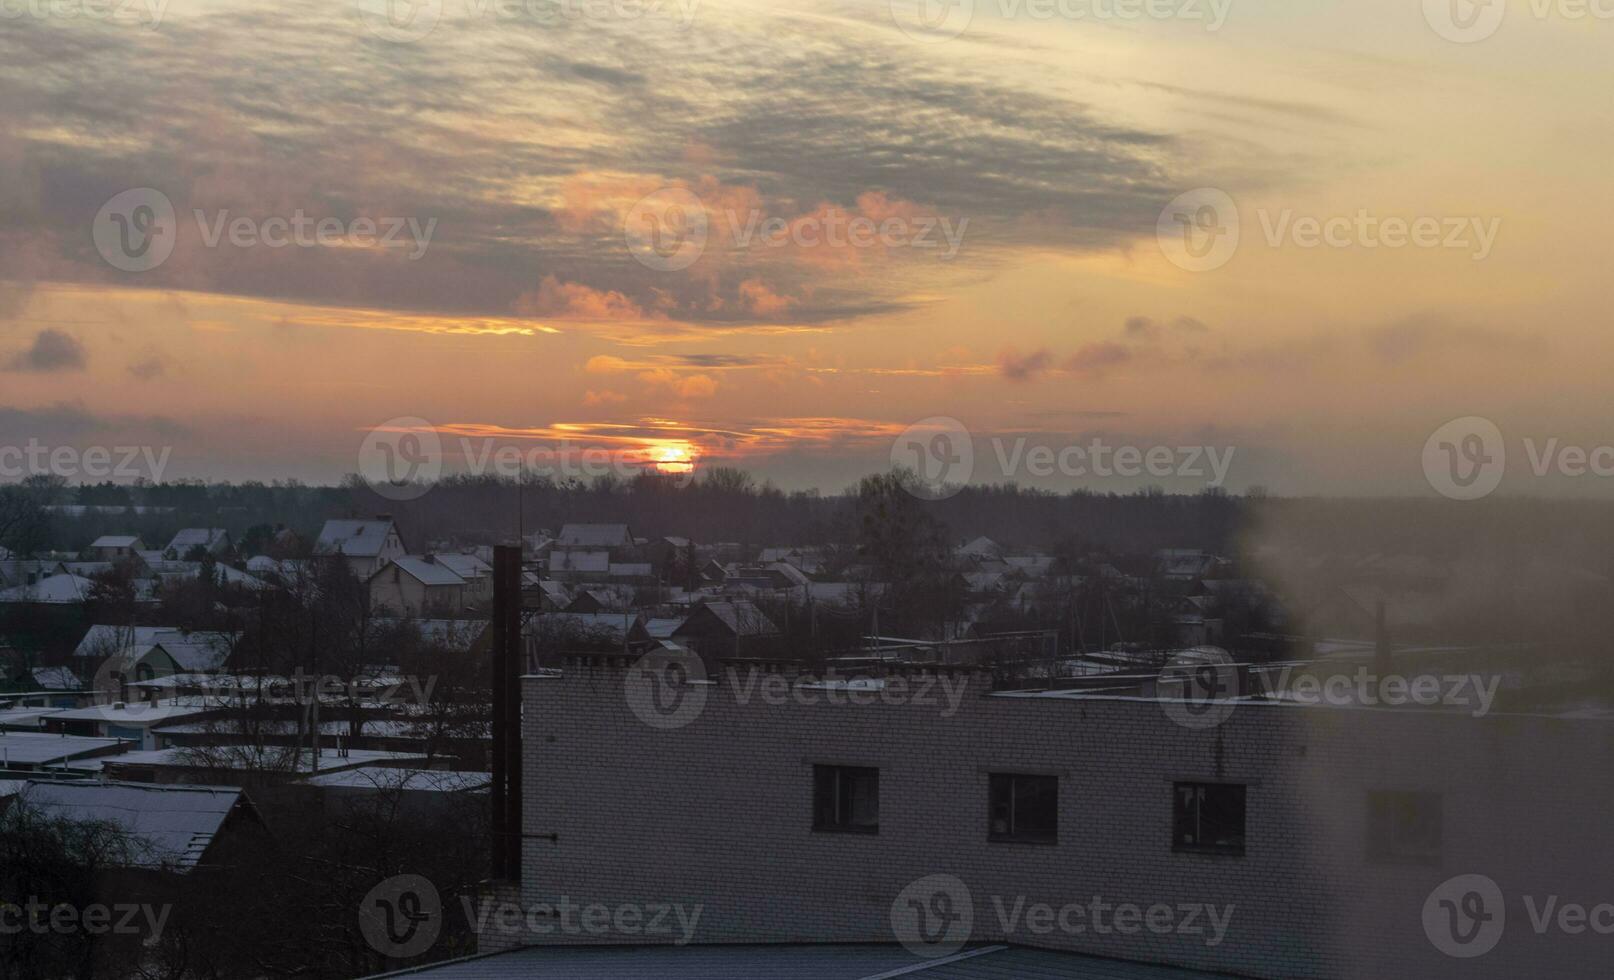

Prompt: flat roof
[
  {"left": 364, "top": 943, "right": 1238, "bottom": 979},
  {"left": 0, "top": 732, "right": 125, "bottom": 765}
]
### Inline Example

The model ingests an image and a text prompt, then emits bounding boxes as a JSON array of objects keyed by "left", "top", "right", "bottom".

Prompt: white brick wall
[{"left": 500, "top": 660, "right": 1614, "bottom": 979}]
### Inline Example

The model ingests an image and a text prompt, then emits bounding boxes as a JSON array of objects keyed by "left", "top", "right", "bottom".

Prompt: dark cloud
[
  {"left": 1367, "top": 314, "right": 1543, "bottom": 364},
  {"left": 4, "top": 329, "right": 86, "bottom": 372},
  {"left": 0, "top": 1, "right": 1180, "bottom": 328},
  {"left": 1064, "top": 341, "right": 1132, "bottom": 375},
  {"left": 998, "top": 347, "right": 1052, "bottom": 382},
  {"left": 127, "top": 356, "right": 166, "bottom": 380},
  {"left": 0, "top": 401, "right": 191, "bottom": 437}
]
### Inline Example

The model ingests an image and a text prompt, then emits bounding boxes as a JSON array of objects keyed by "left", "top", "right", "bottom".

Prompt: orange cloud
[{"left": 513, "top": 275, "right": 648, "bottom": 320}]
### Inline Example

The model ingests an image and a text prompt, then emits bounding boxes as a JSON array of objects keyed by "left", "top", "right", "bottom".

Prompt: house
[
  {"left": 367, "top": 557, "right": 467, "bottom": 618},
  {"left": 547, "top": 549, "right": 610, "bottom": 581},
  {"left": 0, "top": 572, "right": 95, "bottom": 605},
  {"left": 555, "top": 523, "right": 635, "bottom": 552},
  {"left": 314, "top": 517, "right": 407, "bottom": 578},
  {"left": 957, "top": 535, "right": 1003, "bottom": 560},
  {"left": 434, "top": 552, "right": 493, "bottom": 603},
  {"left": 7, "top": 781, "right": 268, "bottom": 873},
  {"left": 89, "top": 535, "right": 144, "bottom": 561},
  {"left": 672, "top": 599, "right": 782, "bottom": 660},
  {"left": 529, "top": 613, "right": 653, "bottom": 661},
  {"left": 74, "top": 626, "right": 235, "bottom": 676},
  {"left": 166, "top": 528, "right": 233, "bottom": 559}
]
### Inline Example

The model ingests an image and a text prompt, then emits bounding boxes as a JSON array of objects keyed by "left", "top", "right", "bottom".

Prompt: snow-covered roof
[
  {"left": 314, "top": 519, "right": 397, "bottom": 558},
  {"left": 555, "top": 523, "right": 633, "bottom": 548},
  {"left": 16, "top": 781, "right": 252, "bottom": 872},
  {"left": 74, "top": 626, "right": 234, "bottom": 673},
  {"left": 374, "top": 557, "right": 467, "bottom": 588},
  {"left": 301, "top": 767, "right": 491, "bottom": 793},
  {"left": 433, "top": 553, "right": 491, "bottom": 579},
  {"left": 0, "top": 573, "right": 94, "bottom": 604},
  {"left": 91, "top": 535, "right": 142, "bottom": 549},
  {"left": 0, "top": 731, "right": 122, "bottom": 765},
  {"left": 166, "top": 528, "right": 229, "bottom": 554}
]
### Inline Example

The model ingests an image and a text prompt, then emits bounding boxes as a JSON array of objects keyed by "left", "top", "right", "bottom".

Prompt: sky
[{"left": 1, "top": 0, "right": 1610, "bottom": 496}]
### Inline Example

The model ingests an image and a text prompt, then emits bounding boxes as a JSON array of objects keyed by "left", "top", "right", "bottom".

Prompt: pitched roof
[
  {"left": 91, "top": 535, "right": 142, "bottom": 549},
  {"left": 30, "top": 666, "right": 82, "bottom": 691},
  {"left": 555, "top": 523, "right": 633, "bottom": 548},
  {"left": 373, "top": 557, "right": 467, "bottom": 588},
  {"left": 16, "top": 781, "right": 252, "bottom": 872},
  {"left": 74, "top": 626, "right": 233, "bottom": 672},
  {"left": 433, "top": 553, "right": 491, "bottom": 579},
  {"left": 0, "top": 573, "right": 95, "bottom": 604},
  {"left": 680, "top": 599, "right": 779, "bottom": 637},
  {"left": 166, "top": 528, "right": 229, "bottom": 554},
  {"left": 315, "top": 519, "right": 397, "bottom": 558}
]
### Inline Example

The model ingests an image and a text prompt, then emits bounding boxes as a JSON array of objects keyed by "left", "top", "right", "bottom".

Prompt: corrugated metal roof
[{"left": 363, "top": 944, "right": 1237, "bottom": 979}]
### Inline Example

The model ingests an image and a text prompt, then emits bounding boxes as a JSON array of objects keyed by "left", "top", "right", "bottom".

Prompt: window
[
  {"left": 988, "top": 773, "right": 1058, "bottom": 843},
  {"left": 813, "top": 765, "right": 879, "bottom": 833},
  {"left": 1173, "top": 782, "right": 1246, "bottom": 855},
  {"left": 1367, "top": 791, "right": 1442, "bottom": 864}
]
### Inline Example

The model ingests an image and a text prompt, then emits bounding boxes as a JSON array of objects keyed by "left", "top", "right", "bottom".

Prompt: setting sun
[{"left": 649, "top": 441, "right": 697, "bottom": 475}]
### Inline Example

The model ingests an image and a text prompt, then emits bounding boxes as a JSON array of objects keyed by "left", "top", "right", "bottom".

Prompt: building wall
[{"left": 516, "top": 661, "right": 1614, "bottom": 979}]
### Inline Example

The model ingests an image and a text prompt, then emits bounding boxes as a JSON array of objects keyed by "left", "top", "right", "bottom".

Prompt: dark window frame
[
  {"left": 1173, "top": 781, "right": 1247, "bottom": 856},
  {"left": 1366, "top": 790, "right": 1443, "bottom": 866},
  {"left": 812, "top": 764, "right": 879, "bottom": 835},
  {"left": 988, "top": 772, "right": 1059, "bottom": 844}
]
